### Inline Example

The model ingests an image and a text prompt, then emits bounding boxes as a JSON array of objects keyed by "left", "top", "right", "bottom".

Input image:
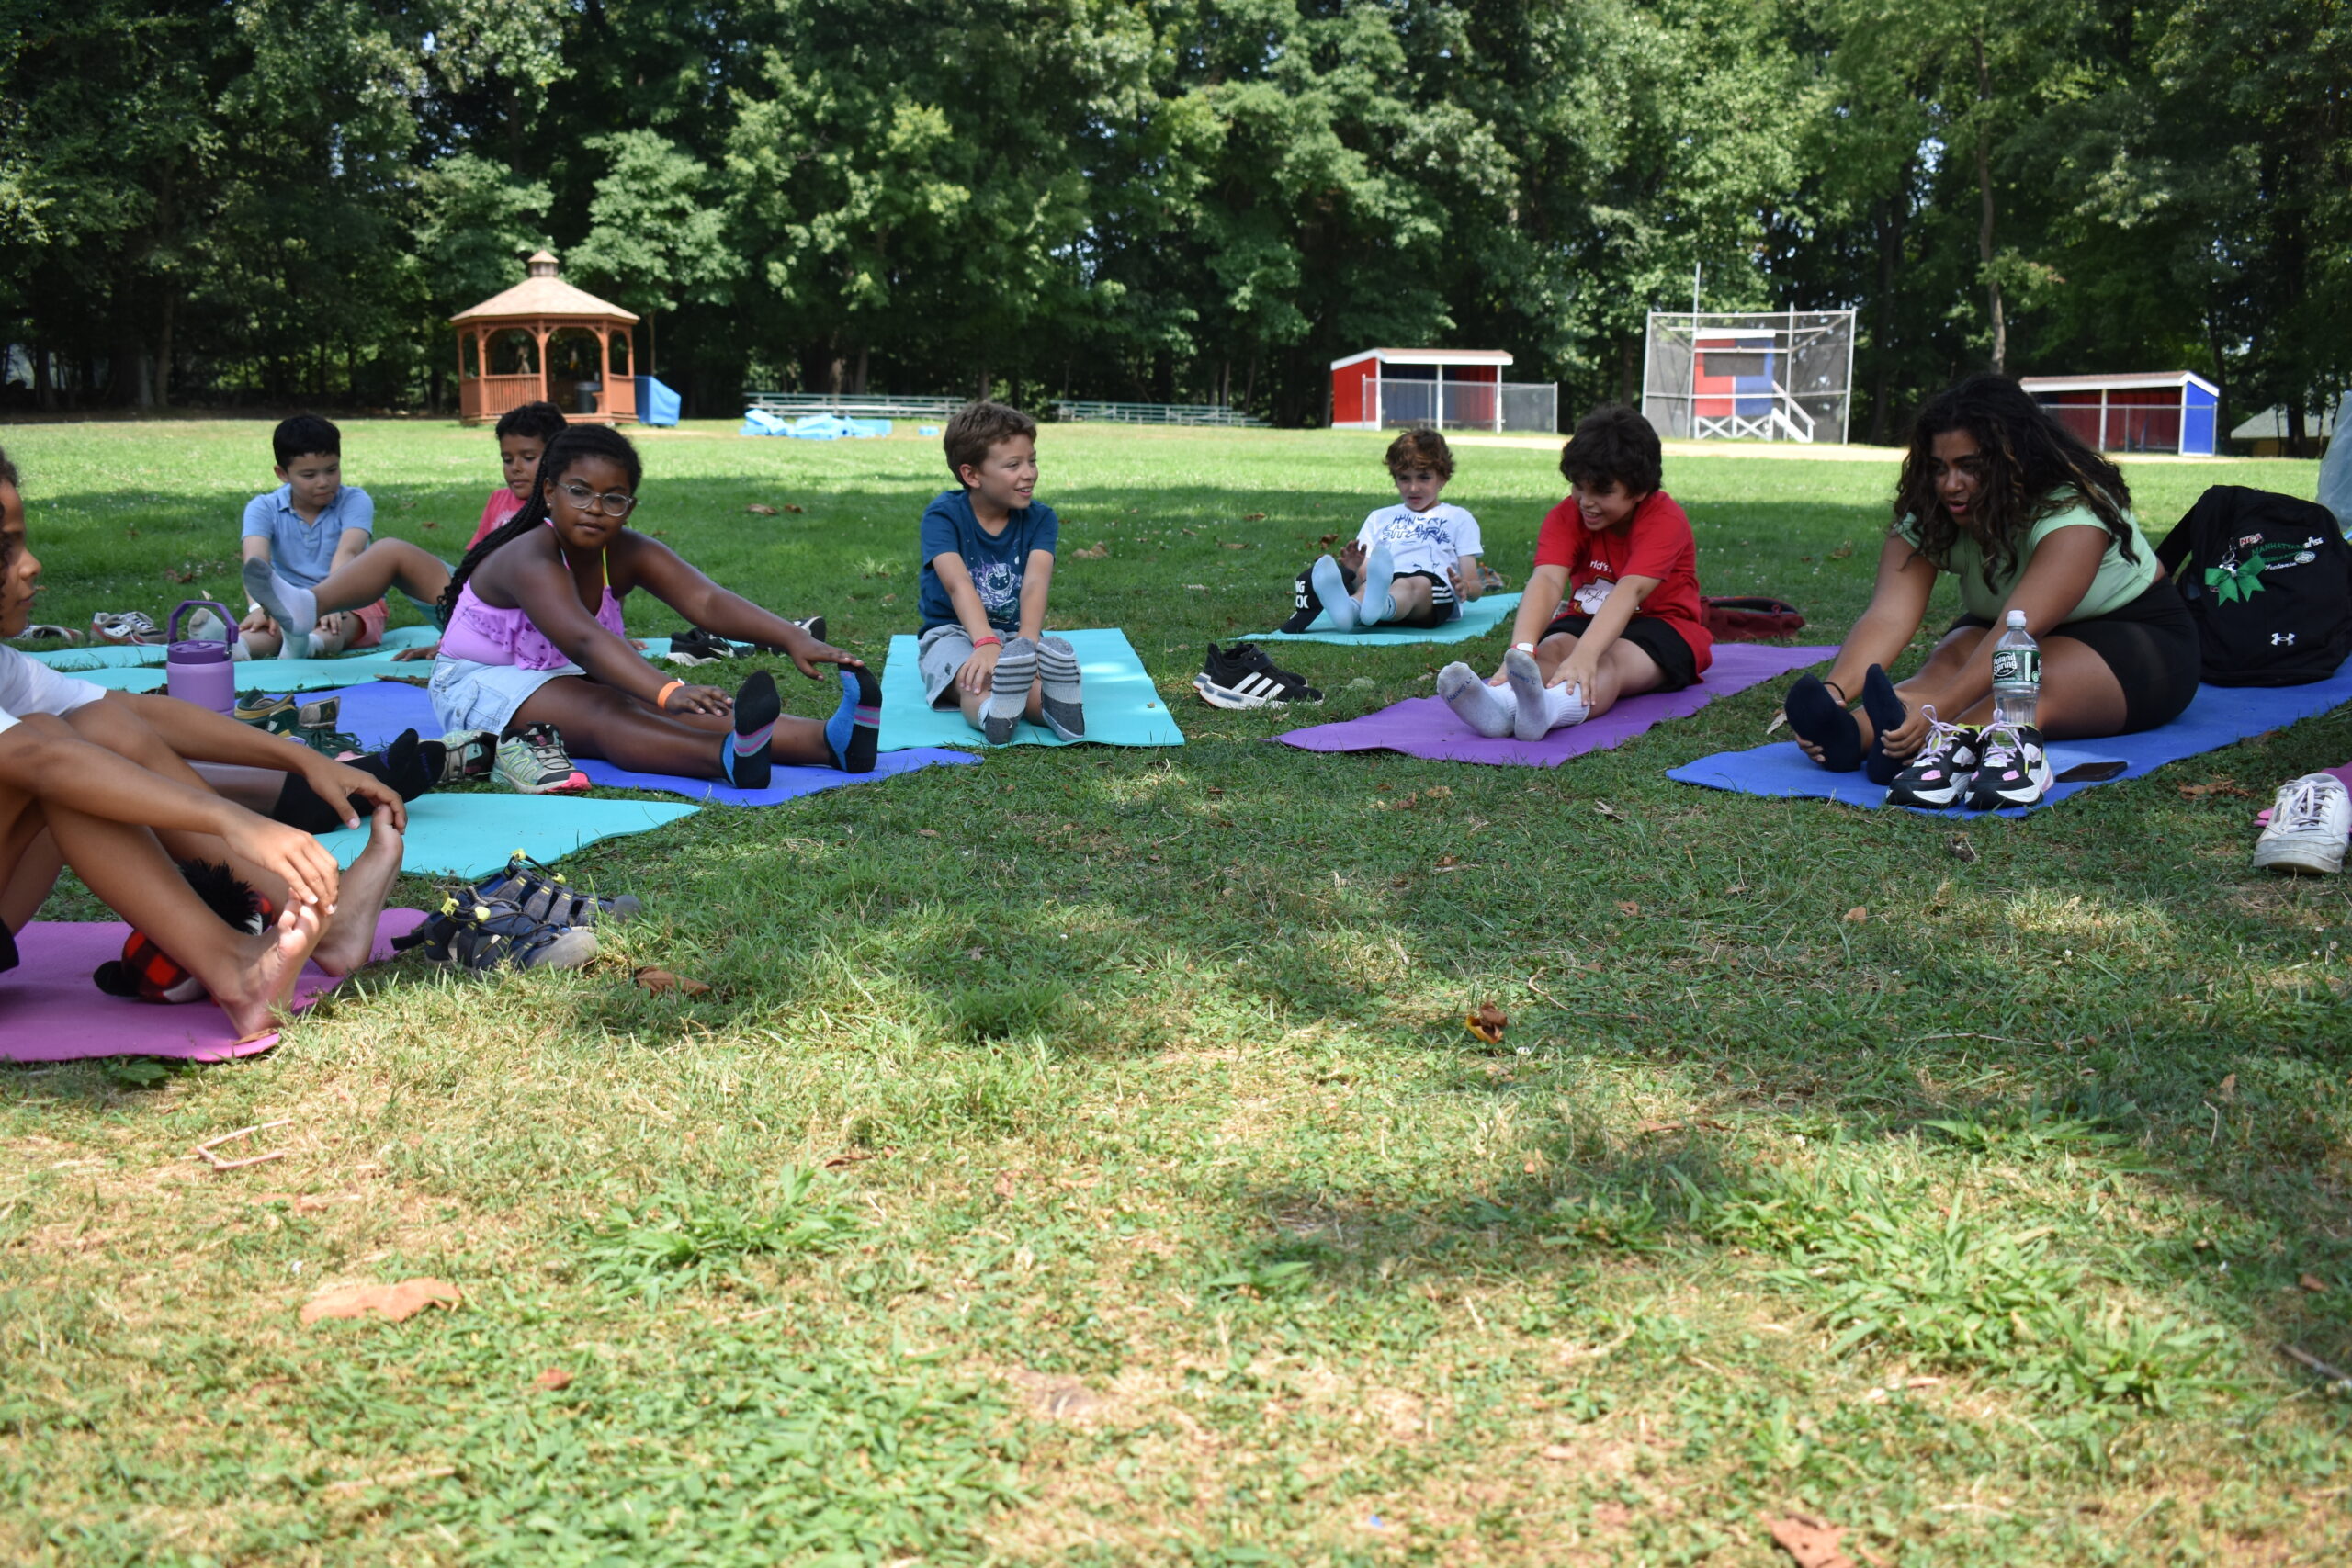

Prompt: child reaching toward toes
[
  {"left": 432, "top": 423, "right": 878, "bottom": 790},
  {"left": 915, "top": 400, "right": 1085, "bottom": 744},
  {"left": 1439, "top": 405, "right": 1710, "bottom": 739},
  {"left": 1283, "top": 429, "right": 1484, "bottom": 632},
  {"left": 240, "top": 415, "right": 453, "bottom": 660}
]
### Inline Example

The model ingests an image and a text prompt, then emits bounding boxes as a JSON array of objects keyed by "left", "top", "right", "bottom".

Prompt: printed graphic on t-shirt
[
  {"left": 1367, "top": 513, "right": 1458, "bottom": 551},
  {"left": 1573, "top": 579, "right": 1615, "bottom": 615},
  {"left": 970, "top": 560, "right": 1022, "bottom": 621}
]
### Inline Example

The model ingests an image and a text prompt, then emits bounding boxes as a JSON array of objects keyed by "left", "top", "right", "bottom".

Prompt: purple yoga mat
[
  {"left": 0, "top": 908, "right": 427, "bottom": 1063},
  {"left": 312, "top": 682, "right": 979, "bottom": 806},
  {"left": 1273, "top": 643, "right": 1835, "bottom": 767}
]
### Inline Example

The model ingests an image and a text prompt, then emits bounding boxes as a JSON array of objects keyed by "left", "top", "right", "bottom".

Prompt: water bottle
[{"left": 1990, "top": 609, "right": 2041, "bottom": 728}]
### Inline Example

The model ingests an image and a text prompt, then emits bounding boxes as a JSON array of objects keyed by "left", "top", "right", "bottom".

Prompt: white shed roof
[{"left": 1331, "top": 347, "right": 1515, "bottom": 371}]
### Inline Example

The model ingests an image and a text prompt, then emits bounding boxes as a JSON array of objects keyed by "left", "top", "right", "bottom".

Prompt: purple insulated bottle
[{"left": 165, "top": 600, "right": 237, "bottom": 714}]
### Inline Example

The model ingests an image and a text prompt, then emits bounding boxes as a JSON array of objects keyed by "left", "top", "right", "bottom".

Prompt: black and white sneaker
[
  {"left": 665, "top": 626, "right": 738, "bottom": 665},
  {"left": 1883, "top": 710, "right": 1981, "bottom": 808},
  {"left": 1964, "top": 723, "right": 2054, "bottom": 810},
  {"left": 1193, "top": 642, "right": 1322, "bottom": 709}
]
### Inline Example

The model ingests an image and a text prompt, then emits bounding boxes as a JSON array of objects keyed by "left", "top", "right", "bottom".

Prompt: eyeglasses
[{"left": 556, "top": 479, "right": 639, "bottom": 517}]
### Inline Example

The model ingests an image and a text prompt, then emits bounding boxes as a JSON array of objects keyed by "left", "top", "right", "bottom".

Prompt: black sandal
[{"left": 392, "top": 896, "right": 600, "bottom": 972}]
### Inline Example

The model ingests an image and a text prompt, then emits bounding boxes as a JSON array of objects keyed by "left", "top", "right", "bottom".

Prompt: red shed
[{"left": 1330, "top": 348, "right": 1514, "bottom": 430}]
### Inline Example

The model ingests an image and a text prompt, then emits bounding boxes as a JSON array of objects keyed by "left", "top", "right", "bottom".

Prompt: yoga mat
[
  {"left": 28, "top": 626, "right": 440, "bottom": 671},
  {"left": 316, "top": 681, "right": 981, "bottom": 806},
  {"left": 39, "top": 632, "right": 681, "bottom": 694},
  {"left": 314, "top": 792, "right": 699, "bottom": 879},
  {"left": 1250, "top": 593, "right": 1521, "bottom": 646},
  {"left": 1274, "top": 643, "right": 1836, "bottom": 768},
  {"left": 1668, "top": 657, "right": 2352, "bottom": 817},
  {"left": 0, "top": 908, "right": 427, "bottom": 1063},
  {"left": 878, "top": 627, "right": 1184, "bottom": 750}
]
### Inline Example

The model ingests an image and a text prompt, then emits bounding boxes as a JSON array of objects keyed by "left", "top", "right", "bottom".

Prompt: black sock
[
  {"left": 1860, "top": 666, "right": 1907, "bottom": 785},
  {"left": 267, "top": 729, "right": 431, "bottom": 833},
  {"left": 723, "top": 671, "right": 780, "bottom": 790},
  {"left": 1785, "top": 675, "right": 1863, "bottom": 772}
]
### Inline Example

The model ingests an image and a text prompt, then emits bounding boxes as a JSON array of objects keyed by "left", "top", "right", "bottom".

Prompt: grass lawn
[{"left": 2, "top": 416, "right": 2347, "bottom": 1566}]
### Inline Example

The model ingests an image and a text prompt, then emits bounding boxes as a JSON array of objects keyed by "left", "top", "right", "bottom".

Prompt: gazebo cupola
[{"left": 451, "top": 251, "right": 639, "bottom": 426}]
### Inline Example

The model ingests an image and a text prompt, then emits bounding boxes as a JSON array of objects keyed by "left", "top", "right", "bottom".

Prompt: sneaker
[
  {"left": 1883, "top": 711, "right": 1982, "bottom": 808},
  {"left": 234, "top": 693, "right": 340, "bottom": 734},
  {"left": 494, "top": 723, "right": 589, "bottom": 794},
  {"left": 1277, "top": 561, "right": 1326, "bottom": 634},
  {"left": 1193, "top": 641, "right": 1322, "bottom": 709},
  {"left": 665, "top": 626, "right": 737, "bottom": 666},
  {"left": 1963, "top": 724, "right": 2053, "bottom": 810},
  {"left": 391, "top": 895, "right": 600, "bottom": 972},
  {"left": 435, "top": 728, "right": 497, "bottom": 784},
  {"left": 473, "top": 850, "right": 640, "bottom": 925},
  {"left": 2253, "top": 773, "right": 2352, "bottom": 874}
]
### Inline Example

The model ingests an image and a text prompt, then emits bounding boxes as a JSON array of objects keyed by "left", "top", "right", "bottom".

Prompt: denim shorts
[{"left": 429, "top": 655, "right": 580, "bottom": 737}]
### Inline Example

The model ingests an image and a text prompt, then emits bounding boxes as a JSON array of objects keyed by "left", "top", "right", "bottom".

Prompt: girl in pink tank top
[{"left": 433, "top": 425, "right": 878, "bottom": 788}]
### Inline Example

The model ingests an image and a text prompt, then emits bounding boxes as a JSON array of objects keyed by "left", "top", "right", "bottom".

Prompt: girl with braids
[
  {"left": 431, "top": 424, "right": 879, "bottom": 790},
  {"left": 1781, "top": 374, "right": 2200, "bottom": 807}
]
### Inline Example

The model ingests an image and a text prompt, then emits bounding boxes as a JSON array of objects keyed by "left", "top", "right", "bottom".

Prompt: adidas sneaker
[
  {"left": 1963, "top": 723, "right": 2053, "bottom": 810},
  {"left": 1193, "top": 642, "right": 1323, "bottom": 710},
  {"left": 1883, "top": 712, "right": 1981, "bottom": 808}
]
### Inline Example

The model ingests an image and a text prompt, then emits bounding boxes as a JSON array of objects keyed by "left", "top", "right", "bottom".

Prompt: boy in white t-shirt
[{"left": 1281, "top": 429, "right": 1485, "bottom": 631}]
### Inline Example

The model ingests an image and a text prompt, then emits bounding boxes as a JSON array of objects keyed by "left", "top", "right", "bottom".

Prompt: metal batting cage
[{"left": 1642, "top": 310, "right": 1856, "bottom": 445}]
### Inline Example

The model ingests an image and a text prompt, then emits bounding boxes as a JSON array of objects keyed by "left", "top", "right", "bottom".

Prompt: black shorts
[
  {"left": 1948, "top": 576, "right": 2200, "bottom": 733},
  {"left": 0, "top": 919, "right": 17, "bottom": 976},
  {"left": 1541, "top": 613, "right": 1700, "bottom": 692},
  {"left": 1388, "top": 570, "right": 1460, "bottom": 628}
]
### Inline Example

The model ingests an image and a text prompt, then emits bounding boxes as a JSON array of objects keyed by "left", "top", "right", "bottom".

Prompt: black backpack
[{"left": 2154, "top": 485, "right": 2352, "bottom": 685}]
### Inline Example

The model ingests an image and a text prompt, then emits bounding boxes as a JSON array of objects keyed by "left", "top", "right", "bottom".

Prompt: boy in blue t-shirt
[
  {"left": 236, "top": 414, "right": 451, "bottom": 660},
  {"left": 916, "top": 401, "right": 1084, "bottom": 742}
]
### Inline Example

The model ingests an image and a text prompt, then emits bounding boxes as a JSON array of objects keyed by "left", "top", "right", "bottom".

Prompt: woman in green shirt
[{"left": 1782, "top": 375, "right": 2200, "bottom": 807}]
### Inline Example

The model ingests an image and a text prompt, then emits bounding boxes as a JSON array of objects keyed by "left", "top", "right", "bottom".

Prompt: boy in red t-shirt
[{"left": 1439, "top": 405, "right": 1711, "bottom": 739}]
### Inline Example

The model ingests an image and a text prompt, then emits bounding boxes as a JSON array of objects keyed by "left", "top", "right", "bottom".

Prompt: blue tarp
[
  {"left": 739, "top": 410, "right": 891, "bottom": 440},
  {"left": 635, "top": 376, "right": 681, "bottom": 426}
]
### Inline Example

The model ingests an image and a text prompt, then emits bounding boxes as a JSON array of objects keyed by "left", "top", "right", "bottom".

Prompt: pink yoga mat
[
  {"left": 1274, "top": 643, "right": 1835, "bottom": 767},
  {"left": 0, "top": 908, "right": 427, "bottom": 1064}
]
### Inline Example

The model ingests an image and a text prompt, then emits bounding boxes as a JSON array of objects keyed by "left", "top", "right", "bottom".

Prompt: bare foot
[
  {"left": 215, "top": 901, "right": 326, "bottom": 1043},
  {"left": 312, "top": 805, "right": 402, "bottom": 976}
]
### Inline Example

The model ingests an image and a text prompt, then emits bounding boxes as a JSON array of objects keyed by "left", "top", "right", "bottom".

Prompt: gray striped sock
[
  {"left": 985, "top": 637, "right": 1037, "bottom": 744},
  {"left": 1036, "top": 636, "right": 1086, "bottom": 740}
]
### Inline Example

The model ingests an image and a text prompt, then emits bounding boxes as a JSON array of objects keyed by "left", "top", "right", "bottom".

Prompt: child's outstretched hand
[
  {"left": 1338, "top": 540, "right": 1368, "bottom": 575},
  {"left": 780, "top": 626, "right": 865, "bottom": 681},
  {"left": 661, "top": 682, "right": 732, "bottom": 716},
  {"left": 957, "top": 642, "right": 1001, "bottom": 695}
]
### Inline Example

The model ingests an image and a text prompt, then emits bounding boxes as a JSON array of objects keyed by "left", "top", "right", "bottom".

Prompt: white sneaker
[{"left": 2253, "top": 773, "right": 2352, "bottom": 874}]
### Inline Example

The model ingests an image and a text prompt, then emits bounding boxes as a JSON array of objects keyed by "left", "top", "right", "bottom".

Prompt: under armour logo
[{"left": 2274, "top": 631, "right": 2297, "bottom": 646}]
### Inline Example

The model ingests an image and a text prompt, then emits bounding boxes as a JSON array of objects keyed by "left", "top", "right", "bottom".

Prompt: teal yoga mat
[
  {"left": 316, "top": 792, "right": 699, "bottom": 879},
  {"left": 35, "top": 631, "right": 681, "bottom": 694},
  {"left": 1249, "top": 592, "right": 1521, "bottom": 646},
  {"left": 878, "top": 627, "right": 1183, "bottom": 750}
]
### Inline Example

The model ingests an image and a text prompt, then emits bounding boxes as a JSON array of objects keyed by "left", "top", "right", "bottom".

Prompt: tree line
[{"left": 1, "top": 0, "right": 2344, "bottom": 441}]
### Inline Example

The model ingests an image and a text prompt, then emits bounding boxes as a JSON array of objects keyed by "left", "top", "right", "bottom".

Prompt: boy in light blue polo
[{"left": 237, "top": 414, "right": 450, "bottom": 659}]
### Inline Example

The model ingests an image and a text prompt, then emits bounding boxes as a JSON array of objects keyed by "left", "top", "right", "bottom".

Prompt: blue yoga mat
[
  {"left": 878, "top": 627, "right": 1183, "bottom": 750},
  {"left": 1249, "top": 592, "right": 1521, "bottom": 646},
  {"left": 1668, "top": 658, "right": 2352, "bottom": 817},
  {"left": 318, "top": 680, "right": 979, "bottom": 806},
  {"left": 317, "top": 793, "right": 698, "bottom": 880}
]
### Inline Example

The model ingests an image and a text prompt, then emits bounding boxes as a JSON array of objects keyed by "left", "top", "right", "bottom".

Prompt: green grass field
[{"left": 1, "top": 418, "right": 2346, "bottom": 1566}]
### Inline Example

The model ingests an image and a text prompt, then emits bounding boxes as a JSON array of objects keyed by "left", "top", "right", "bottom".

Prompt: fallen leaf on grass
[
  {"left": 633, "top": 967, "right": 711, "bottom": 997},
  {"left": 1948, "top": 834, "right": 1978, "bottom": 863},
  {"left": 533, "top": 1368, "right": 574, "bottom": 1392},
  {"left": 1465, "top": 1004, "right": 1509, "bottom": 1044},
  {"left": 917, "top": 828, "right": 940, "bottom": 837},
  {"left": 1843, "top": 906, "right": 1869, "bottom": 923},
  {"left": 300, "top": 1279, "right": 460, "bottom": 1325},
  {"left": 1219, "top": 540, "right": 1250, "bottom": 550},
  {"left": 1594, "top": 801, "right": 1624, "bottom": 821},
  {"left": 1184, "top": 583, "right": 1207, "bottom": 592},
  {"left": 1071, "top": 543, "right": 1110, "bottom": 558},
  {"left": 419, "top": 520, "right": 438, "bottom": 529},
  {"left": 1008, "top": 1368, "right": 1105, "bottom": 1419},
  {"left": 1435, "top": 852, "right": 1460, "bottom": 868},
  {"left": 1241, "top": 512, "right": 1266, "bottom": 522},
  {"left": 993, "top": 1173, "right": 1016, "bottom": 1200},
  {"left": 2177, "top": 779, "right": 2255, "bottom": 799},
  {"left": 746, "top": 503, "right": 779, "bottom": 515},
  {"left": 2301, "top": 1273, "right": 2329, "bottom": 1293},
  {"left": 823, "top": 1147, "right": 894, "bottom": 1168},
  {"left": 1768, "top": 1514, "right": 1856, "bottom": 1568},
  {"left": 1616, "top": 900, "right": 1640, "bottom": 917},
  {"left": 2219, "top": 1072, "right": 2237, "bottom": 1098},
  {"left": 780, "top": 503, "right": 804, "bottom": 513}
]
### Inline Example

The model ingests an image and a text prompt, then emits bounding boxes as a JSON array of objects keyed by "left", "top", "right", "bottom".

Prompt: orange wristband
[{"left": 655, "top": 679, "right": 684, "bottom": 710}]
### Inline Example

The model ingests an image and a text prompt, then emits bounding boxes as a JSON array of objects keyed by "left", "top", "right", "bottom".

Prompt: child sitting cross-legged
[
  {"left": 915, "top": 401, "right": 1085, "bottom": 743},
  {"left": 432, "top": 423, "right": 878, "bottom": 791},
  {"left": 1283, "top": 429, "right": 1485, "bottom": 632},
  {"left": 238, "top": 415, "right": 454, "bottom": 660},
  {"left": 1439, "top": 405, "right": 1711, "bottom": 739}
]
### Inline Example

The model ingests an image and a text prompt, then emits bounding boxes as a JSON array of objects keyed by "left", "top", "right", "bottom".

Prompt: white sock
[
  {"left": 1437, "top": 662, "right": 1514, "bottom": 738},
  {"left": 1505, "top": 648, "right": 1550, "bottom": 741},
  {"left": 242, "top": 558, "right": 316, "bottom": 659},
  {"left": 1541, "top": 682, "right": 1590, "bottom": 729}
]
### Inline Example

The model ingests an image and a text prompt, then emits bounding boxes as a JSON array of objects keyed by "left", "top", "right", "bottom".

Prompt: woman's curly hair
[{"left": 1894, "top": 374, "right": 2137, "bottom": 593}]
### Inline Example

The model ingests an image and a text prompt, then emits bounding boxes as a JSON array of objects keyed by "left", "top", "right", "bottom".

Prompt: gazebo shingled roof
[{"left": 450, "top": 251, "right": 639, "bottom": 426}]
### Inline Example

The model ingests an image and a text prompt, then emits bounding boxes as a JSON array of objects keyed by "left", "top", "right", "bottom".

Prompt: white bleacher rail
[
  {"left": 741, "top": 391, "right": 1268, "bottom": 427},
  {"left": 1053, "top": 400, "right": 1266, "bottom": 427}
]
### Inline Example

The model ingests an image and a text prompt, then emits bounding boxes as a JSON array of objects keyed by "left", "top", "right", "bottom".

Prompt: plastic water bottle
[{"left": 1991, "top": 609, "right": 2041, "bottom": 728}]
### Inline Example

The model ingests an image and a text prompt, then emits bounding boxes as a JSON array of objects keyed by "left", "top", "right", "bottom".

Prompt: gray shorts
[
  {"left": 430, "top": 655, "right": 581, "bottom": 737},
  {"left": 917, "top": 623, "right": 1005, "bottom": 707}
]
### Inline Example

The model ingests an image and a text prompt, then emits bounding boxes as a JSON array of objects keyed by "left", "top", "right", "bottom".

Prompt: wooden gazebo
[{"left": 451, "top": 251, "right": 639, "bottom": 426}]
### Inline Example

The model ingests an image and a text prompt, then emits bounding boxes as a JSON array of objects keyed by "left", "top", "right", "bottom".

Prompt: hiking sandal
[
  {"left": 391, "top": 896, "right": 600, "bottom": 972},
  {"left": 471, "top": 851, "right": 640, "bottom": 927}
]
